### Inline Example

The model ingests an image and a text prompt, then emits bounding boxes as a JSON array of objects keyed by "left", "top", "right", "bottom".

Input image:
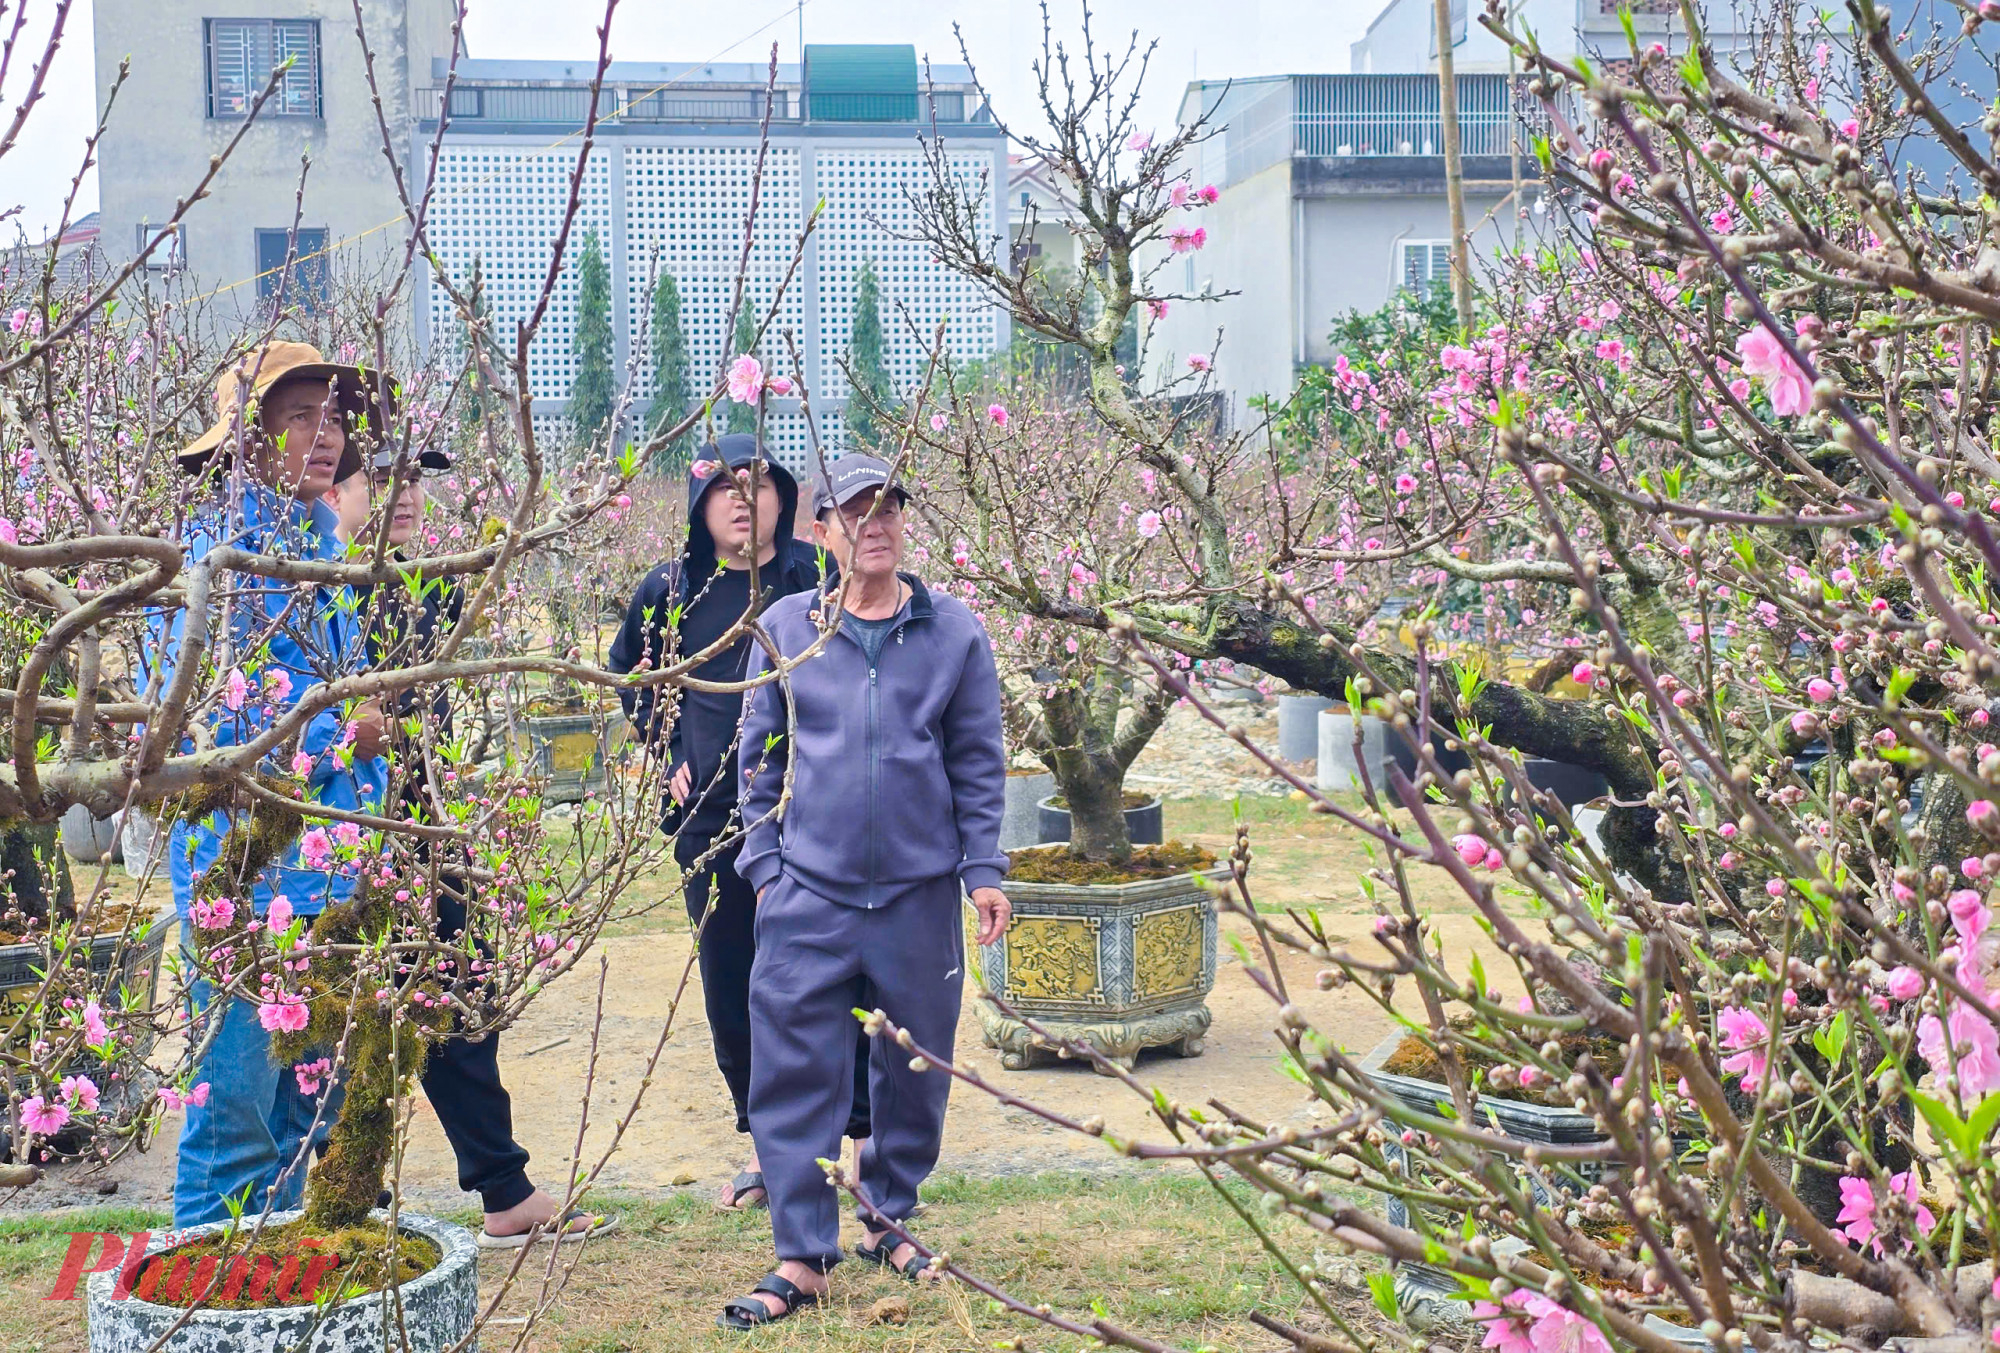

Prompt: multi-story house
[
  {"left": 92, "top": 0, "right": 457, "bottom": 315},
  {"left": 1143, "top": 0, "right": 1752, "bottom": 425}
]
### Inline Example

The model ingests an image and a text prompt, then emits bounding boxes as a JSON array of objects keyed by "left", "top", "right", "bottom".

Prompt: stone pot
[
  {"left": 976, "top": 865, "right": 1228, "bottom": 1072},
  {"left": 60, "top": 803, "right": 122, "bottom": 864},
  {"left": 1276, "top": 695, "right": 1332, "bottom": 762},
  {"left": 2, "top": 909, "right": 170, "bottom": 1058},
  {"left": 87, "top": 1210, "right": 479, "bottom": 1353},
  {"left": 1000, "top": 771, "right": 1053, "bottom": 852},
  {"left": 1394, "top": 1237, "right": 1705, "bottom": 1346},
  {"left": 1035, "top": 795, "right": 1163, "bottom": 848},
  {"left": 512, "top": 708, "right": 626, "bottom": 805},
  {"left": 1316, "top": 710, "right": 1387, "bottom": 793},
  {"left": 1523, "top": 758, "right": 1609, "bottom": 808},
  {"left": 1359, "top": 1032, "right": 1704, "bottom": 1345}
]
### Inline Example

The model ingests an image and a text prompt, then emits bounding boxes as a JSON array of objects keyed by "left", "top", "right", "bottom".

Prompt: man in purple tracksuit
[
  {"left": 609, "top": 434, "right": 871, "bottom": 1211},
  {"left": 718, "top": 454, "right": 1011, "bottom": 1329}
]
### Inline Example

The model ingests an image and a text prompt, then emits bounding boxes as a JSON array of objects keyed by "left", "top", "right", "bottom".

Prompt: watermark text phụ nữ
[{"left": 44, "top": 1230, "right": 344, "bottom": 1303}]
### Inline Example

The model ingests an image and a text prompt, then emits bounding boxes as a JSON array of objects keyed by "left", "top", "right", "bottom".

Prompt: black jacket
[
  {"left": 361, "top": 552, "right": 466, "bottom": 825},
  {"left": 608, "top": 434, "right": 829, "bottom": 835}
]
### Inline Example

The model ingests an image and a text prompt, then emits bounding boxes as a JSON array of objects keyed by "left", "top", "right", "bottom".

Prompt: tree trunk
[
  {"left": 0, "top": 822, "right": 74, "bottom": 928},
  {"left": 1063, "top": 760, "right": 1133, "bottom": 865},
  {"left": 302, "top": 1010, "right": 425, "bottom": 1232},
  {"left": 1433, "top": 0, "right": 1474, "bottom": 332}
]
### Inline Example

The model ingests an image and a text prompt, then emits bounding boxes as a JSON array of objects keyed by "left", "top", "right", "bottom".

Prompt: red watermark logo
[{"left": 45, "top": 1231, "right": 343, "bottom": 1303}]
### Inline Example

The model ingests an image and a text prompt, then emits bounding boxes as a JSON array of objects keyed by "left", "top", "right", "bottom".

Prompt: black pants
[
  {"left": 677, "top": 834, "right": 871, "bottom": 1140},
  {"left": 420, "top": 879, "right": 535, "bottom": 1213}
]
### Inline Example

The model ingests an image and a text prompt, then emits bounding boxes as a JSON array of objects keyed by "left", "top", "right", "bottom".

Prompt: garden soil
[{"left": 5, "top": 905, "right": 1519, "bottom": 1216}]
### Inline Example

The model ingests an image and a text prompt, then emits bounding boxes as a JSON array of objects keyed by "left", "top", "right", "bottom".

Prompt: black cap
[
  {"left": 810, "top": 453, "right": 908, "bottom": 517},
  {"left": 368, "top": 445, "right": 453, "bottom": 477}
]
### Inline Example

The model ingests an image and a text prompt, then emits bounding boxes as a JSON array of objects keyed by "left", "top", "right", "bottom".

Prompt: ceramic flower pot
[
  {"left": 975, "top": 865, "right": 1227, "bottom": 1072},
  {"left": 1034, "top": 795, "right": 1164, "bottom": 848}
]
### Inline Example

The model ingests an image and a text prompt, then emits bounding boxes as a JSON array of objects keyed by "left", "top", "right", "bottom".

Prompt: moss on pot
[{"left": 1007, "top": 841, "right": 1216, "bottom": 885}]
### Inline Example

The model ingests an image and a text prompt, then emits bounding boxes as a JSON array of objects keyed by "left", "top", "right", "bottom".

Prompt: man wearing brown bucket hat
[{"left": 151, "top": 341, "right": 401, "bottom": 1226}]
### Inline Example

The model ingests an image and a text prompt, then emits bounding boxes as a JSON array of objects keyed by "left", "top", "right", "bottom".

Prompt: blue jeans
[{"left": 172, "top": 932, "right": 341, "bottom": 1228}]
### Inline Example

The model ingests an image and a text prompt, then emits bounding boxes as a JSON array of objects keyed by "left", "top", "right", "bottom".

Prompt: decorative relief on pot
[
  {"left": 1133, "top": 905, "right": 1203, "bottom": 1001},
  {"left": 1002, "top": 915, "right": 1104, "bottom": 1005},
  {"left": 547, "top": 730, "right": 600, "bottom": 773}
]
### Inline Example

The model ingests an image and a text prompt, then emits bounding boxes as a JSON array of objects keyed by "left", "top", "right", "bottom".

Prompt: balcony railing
[
  {"left": 417, "top": 85, "right": 982, "bottom": 126},
  {"left": 1292, "top": 74, "right": 1532, "bottom": 160}
]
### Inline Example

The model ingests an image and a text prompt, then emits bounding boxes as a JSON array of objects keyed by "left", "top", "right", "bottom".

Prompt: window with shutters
[
  {"left": 1400, "top": 240, "right": 1452, "bottom": 294},
  {"left": 256, "top": 227, "right": 330, "bottom": 313},
  {"left": 206, "top": 19, "right": 322, "bottom": 119}
]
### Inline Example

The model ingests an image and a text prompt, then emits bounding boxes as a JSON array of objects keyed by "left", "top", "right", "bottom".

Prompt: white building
[
  {"left": 415, "top": 47, "right": 1008, "bottom": 468},
  {"left": 1145, "top": 0, "right": 1750, "bottom": 424},
  {"left": 1008, "top": 155, "right": 1084, "bottom": 278},
  {"left": 89, "top": 7, "right": 1008, "bottom": 468}
]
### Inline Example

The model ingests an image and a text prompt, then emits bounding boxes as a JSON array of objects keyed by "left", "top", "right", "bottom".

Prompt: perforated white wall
[
  {"left": 425, "top": 134, "right": 1003, "bottom": 472},
  {"left": 623, "top": 144, "right": 813, "bottom": 467},
  {"left": 426, "top": 146, "right": 614, "bottom": 404},
  {"left": 814, "top": 148, "right": 998, "bottom": 452}
]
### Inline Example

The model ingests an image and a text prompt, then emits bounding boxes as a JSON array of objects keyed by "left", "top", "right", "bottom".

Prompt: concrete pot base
[
  {"left": 87, "top": 1210, "right": 478, "bottom": 1353},
  {"left": 976, "top": 1003, "right": 1213, "bottom": 1074}
]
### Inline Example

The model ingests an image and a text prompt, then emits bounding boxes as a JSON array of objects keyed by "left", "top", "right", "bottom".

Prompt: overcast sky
[{"left": 7, "top": 0, "right": 1374, "bottom": 241}]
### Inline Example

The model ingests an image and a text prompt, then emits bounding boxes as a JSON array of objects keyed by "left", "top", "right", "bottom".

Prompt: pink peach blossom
[
  {"left": 1885, "top": 966, "right": 1925, "bottom": 1001},
  {"left": 257, "top": 996, "right": 311, "bottom": 1034},
  {"left": 725, "top": 355, "right": 764, "bottom": 404},
  {"left": 19, "top": 1095, "right": 68, "bottom": 1135},
  {"left": 1717, "top": 1006, "right": 1770, "bottom": 1085},
  {"left": 1737, "top": 327, "right": 1813, "bottom": 417}
]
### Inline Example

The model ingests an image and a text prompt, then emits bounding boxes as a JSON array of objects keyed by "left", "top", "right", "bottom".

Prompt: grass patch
[{"left": 4, "top": 1176, "right": 1357, "bottom": 1352}]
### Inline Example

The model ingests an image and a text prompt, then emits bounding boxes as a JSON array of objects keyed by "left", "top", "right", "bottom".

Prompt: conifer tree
[
  {"left": 647, "top": 271, "right": 692, "bottom": 469},
  {"left": 726, "top": 294, "right": 758, "bottom": 436},
  {"left": 567, "top": 228, "right": 615, "bottom": 451},
  {"left": 843, "top": 258, "right": 894, "bottom": 450}
]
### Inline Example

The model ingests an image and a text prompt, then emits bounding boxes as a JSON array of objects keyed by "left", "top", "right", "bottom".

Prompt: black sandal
[
  {"left": 855, "top": 1235, "right": 933, "bottom": 1279},
  {"left": 717, "top": 1170, "right": 767, "bottom": 1211},
  {"left": 718, "top": 1272, "right": 820, "bottom": 1329}
]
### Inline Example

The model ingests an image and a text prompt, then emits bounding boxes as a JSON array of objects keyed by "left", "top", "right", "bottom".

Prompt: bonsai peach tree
[
  {"left": 914, "top": 385, "right": 1181, "bottom": 866},
  {"left": 816, "top": 4, "right": 2000, "bottom": 1352},
  {"left": 0, "top": 15, "right": 809, "bottom": 1337}
]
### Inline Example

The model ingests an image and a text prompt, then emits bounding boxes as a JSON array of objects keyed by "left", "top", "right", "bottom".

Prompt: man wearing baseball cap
[
  {"left": 719, "top": 453, "right": 1010, "bottom": 1328},
  {"left": 608, "top": 433, "right": 872, "bottom": 1213},
  {"left": 151, "top": 341, "right": 394, "bottom": 1226}
]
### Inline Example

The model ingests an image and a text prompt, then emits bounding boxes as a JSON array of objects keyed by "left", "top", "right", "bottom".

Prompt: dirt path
[{"left": 10, "top": 777, "right": 1530, "bottom": 1221}]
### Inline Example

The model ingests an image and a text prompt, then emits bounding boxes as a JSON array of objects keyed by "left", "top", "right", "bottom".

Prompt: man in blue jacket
[
  {"left": 719, "top": 454, "right": 1011, "bottom": 1329},
  {"left": 154, "top": 341, "right": 390, "bottom": 1226},
  {"left": 609, "top": 434, "right": 870, "bottom": 1211}
]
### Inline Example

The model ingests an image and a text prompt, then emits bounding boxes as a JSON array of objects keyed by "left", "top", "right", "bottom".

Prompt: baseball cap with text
[{"left": 810, "top": 453, "right": 909, "bottom": 518}]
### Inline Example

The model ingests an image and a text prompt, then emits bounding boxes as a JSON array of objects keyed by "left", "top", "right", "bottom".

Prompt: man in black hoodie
[{"left": 609, "top": 434, "right": 869, "bottom": 1210}]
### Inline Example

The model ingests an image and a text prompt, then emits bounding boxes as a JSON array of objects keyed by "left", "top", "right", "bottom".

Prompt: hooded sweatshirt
[{"left": 608, "top": 435, "right": 829, "bottom": 837}]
